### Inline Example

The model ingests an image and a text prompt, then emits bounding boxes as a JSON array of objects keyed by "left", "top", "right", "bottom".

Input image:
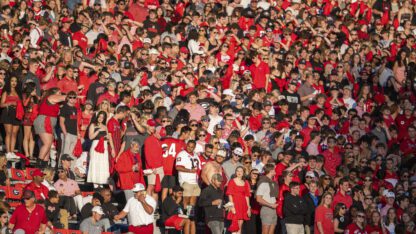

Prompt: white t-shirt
[
  {"left": 176, "top": 150, "right": 200, "bottom": 185},
  {"left": 123, "top": 196, "right": 157, "bottom": 226}
]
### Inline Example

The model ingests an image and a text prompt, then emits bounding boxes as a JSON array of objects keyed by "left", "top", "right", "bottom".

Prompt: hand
[
  {"left": 212, "top": 199, "right": 222, "bottom": 206},
  {"left": 247, "top": 207, "right": 251, "bottom": 217},
  {"left": 231, "top": 207, "right": 236, "bottom": 214},
  {"left": 271, "top": 203, "right": 278, "bottom": 209},
  {"left": 114, "top": 214, "right": 121, "bottom": 221},
  {"left": 137, "top": 193, "right": 146, "bottom": 202},
  {"left": 111, "top": 149, "right": 116, "bottom": 157}
]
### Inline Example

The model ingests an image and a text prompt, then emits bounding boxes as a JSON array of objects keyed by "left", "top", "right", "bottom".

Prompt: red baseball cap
[
  {"left": 61, "top": 17, "right": 73, "bottom": 23},
  {"left": 32, "top": 169, "right": 45, "bottom": 177},
  {"left": 147, "top": 119, "right": 156, "bottom": 127},
  {"left": 180, "top": 47, "right": 189, "bottom": 54}
]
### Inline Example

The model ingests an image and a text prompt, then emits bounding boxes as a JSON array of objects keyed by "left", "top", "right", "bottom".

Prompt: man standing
[
  {"left": 256, "top": 164, "right": 278, "bottom": 234},
  {"left": 201, "top": 149, "right": 227, "bottom": 187},
  {"left": 175, "top": 140, "right": 200, "bottom": 234},
  {"left": 8, "top": 190, "right": 47, "bottom": 234},
  {"left": 199, "top": 173, "right": 225, "bottom": 234},
  {"left": 115, "top": 140, "right": 145, "bottom": 201},
  {"left": 114, "top": 183, "right": 157, "bottom": 234},
  {"left": 87, "top": 70, "right": 110, "bottom": 107},
  {"left": 332, "top": 178, "right": 353, "bottom": 209},
  {"left": 283, "top": 182, "right": 307, "bottom": 234},
  {"left": 322, "top": 136, "right": 341, "bottom": 177},
  {"left": 22, "top": 59, "right": 41, "bottom": 96},
  {"left": 107, "top": 106, "right": 129, "bottom": 158},
  {"left": 143, "top": 119, "right": 164, "bottom": 201},
  {"left": 222, "top": 147, "right": 243, "bottom": 180},
  {"left": 303, "top": 181, "right": 319, "bottom": 234},
  {"left": 160, "top": 125, "right": 186, "bottom": 201},
  {"left": 59, "top": 91, "right": 79, "bottom": 167}
]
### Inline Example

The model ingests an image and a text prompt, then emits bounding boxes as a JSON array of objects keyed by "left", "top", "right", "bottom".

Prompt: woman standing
[
  {"left": 0, "top": 76, "right": 22, "bottom": 158},
  {"left": 314, "top": 192, "right": 334, "bottom": 234},
  {"left": 333, "top": 203, "right": 348, "bottom": 234},
  {"left": 244, "top": 169, "right": 261, "bottom": 234},
  {"left": 33, "top": 88, "right": 66, "bottom": 168},
  {"left": 366, "top": 211, "right": 387, "bottom": 234},
  {"left": 87, "top": 111, "right": 110, "bottom": 186},
  {"left": 384, "top": 208, "right": 397, "bottom": 234},
  {"left": 226, "top": 166, "right": 251, "bottom": 234},
  {"left": 22, "top": 82, "right": 38, "bottom": 159}
]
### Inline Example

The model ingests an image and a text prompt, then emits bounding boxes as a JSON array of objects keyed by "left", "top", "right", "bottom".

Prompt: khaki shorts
[
  {"left": 181, "top": 182, "right": 201, "bottom": 197},
  {"left": 147, "top": 167, "right": 164, "bottom": 185}
]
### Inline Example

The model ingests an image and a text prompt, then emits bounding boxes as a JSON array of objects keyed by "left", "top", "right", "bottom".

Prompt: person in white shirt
[
  {"left": 29, "top": 20, "right": 48, "bottom": 49},
  {"left": 175, "top": 140, "right": 200, "bottom": 234},
  {"left": 342, "top": 86, "right": 356, "bottom": 111},
  {"left": 114, "top": 183, "right": 157, "bottom": 233}
]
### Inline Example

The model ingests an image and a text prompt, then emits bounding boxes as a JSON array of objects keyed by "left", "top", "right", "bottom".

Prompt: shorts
[
  {"left": 161, "top": 175, "right": 177, "bottom": 189},
  {"left": 147, "top": 166, "right": 164, "bottom": 185},
  {"left": 34, "top": 115, "right": 57, "bottom": 135},
  {"left": 260, "top": 206, "right": 278, "bottom": 225},
  {"left": 165, "top": 215, "right": 184, "bottom": 230},
  {"left": 181, "top": 182, "right": 201, "bottom": 197}
]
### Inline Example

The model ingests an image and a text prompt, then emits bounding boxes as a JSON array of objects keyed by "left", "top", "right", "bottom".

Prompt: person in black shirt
[
  {"left": 282, "top": 80, "right": 301, "bottom": 115},
  {"left": 45, "top": 190, "right": 66, "bottom": 229},
  {"left": 198, "top": 173, "right": 225, "bottom": 234},
  {"left": 143, "top": 10, "right": 161, "bottom": 38},
  {"left": 98, "top": 188, "right": 119, "bottom": 226},
  {"left": 283, "top": 181, "right": 307, "bottom": 233},
  {"left": 162, "top": 186, "right": 191, "bottom": 233},
  {"left": 80, "top": 192, "right": 104, "bottom": 221},
  {"left": 87, "top": 70, "right": 109, "bottom": 107},
  {"left": 59, "top": 17, "right": 73, "bottom": 47},
  {"left": 303, "top": 181, "right": 320, "bottom": 234},
  {"left": 59, "top": 91, "right": 78, "bottom": 166}
]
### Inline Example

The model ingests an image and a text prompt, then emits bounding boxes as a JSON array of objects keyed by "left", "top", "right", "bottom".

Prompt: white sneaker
[{"left": 6, "top": 152, "right": 20, "bottom": 160}]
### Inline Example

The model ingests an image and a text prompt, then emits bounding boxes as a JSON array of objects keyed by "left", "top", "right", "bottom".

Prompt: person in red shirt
[
  {"left": 314, "top": 192, "right": 334, "bottom": 234},
  {"left": 24, "top": 169, "right": 49, "bottom": 201},
  {"left": 72, "top": 24, "right": 89, "bottom": 54},
  {"left": 400, "top": 125, "right": 416, "bottom": 158},
  {"left": 332, "top": 178, "right": 353, "bottom": 209},
  {"left": 114, "top": 140, "right": 144, "bottom": 199},
  {"left": 322, "top": 137, "right": 342, "bottom": 177},
  {"left": 345, "top": 210, "right": 367, "bottom": 234},
  {"left": 8, "top": 190, "right": 48, "bottom": 234},
  {"left": 107, "top": 106, "right": 128, "bottom": 158},
  {"left": 97, "top": 80, "right": 119, "bottom": 105},
  {"left": 143, "top": 119, "right": 164, "bottom": 201},
  {"left": 56, "top": 66, "right": 78, "bottom": 94},
  {"left": 249, "top": 53, "right": 271, "bottom": 91},
  {"left": 160, "top": 125, "right": 186, "bottom": 201},
  {"left": 395, "top": 107, "right": 415, "bottom": 140}
]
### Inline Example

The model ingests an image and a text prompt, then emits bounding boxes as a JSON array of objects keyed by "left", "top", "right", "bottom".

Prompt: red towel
[
  {"left": 16, "top": 101, "right": 24, "bottom": 120},
  {"left": 94, "top": 137, "right": 105, "bottom": 153},
  {"left": 14, "top": 152, "right": 30, "bottom": 166},
  {"left": 228, "top": 216, "right": 239, "bottom": 232},
  {"left": 44, "top": 116, "right": 53, "bottom": 134},
  {"left": 73, "top": 139, "right": 83, "bottom": 157}
]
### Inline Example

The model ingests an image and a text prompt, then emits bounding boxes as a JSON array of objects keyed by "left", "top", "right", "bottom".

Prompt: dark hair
[
  {"left": 48, "top": 190, "right": 59, "bottom": 198},
  {"left": 93, "top": 111, "right": 107, "bottom": 125},
  {"left": 289, "top": 181, "right": 300, "bottom": 189},
  {"left": 4, "top": 76, "right": 22, "bottom": 99}
]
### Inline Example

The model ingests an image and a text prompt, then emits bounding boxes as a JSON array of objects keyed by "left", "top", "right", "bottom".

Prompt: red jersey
[
  {"left": 160, "top": 137, "right": 186, "bottom": 175},
  {"left": 56, "top": 77, "right": 78, "bottom": 94},
  {"left": 144, "top": 134, "right": 163, "bottom": 169},
  {"left": 9, "top": 204, "right": 48, "bottom": 234},
  {"left": 72, "top": 31, "right": 88, "bottom": 54},
  {"left": 322, "top": 148, "right": 342, "bottom": 177},
  {"left": 38, "top": 98, "right": 60, "bottom": 117},
  {"left": 107, "top": 117, "right": 122, "bottom": 155},
  {"left": 249, "top": 61, "right": 270, "bottom": 90}
]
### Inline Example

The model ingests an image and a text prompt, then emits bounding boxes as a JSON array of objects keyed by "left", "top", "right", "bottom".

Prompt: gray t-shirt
[
  {"left": 80, "top": 218, "right": 105, "bottom": 234},
  {"left": 256, "top": 182, "right": 277, "bottom": 204},
  {"left": 222, "top": 160, "right": 243, "bottom": 180}
]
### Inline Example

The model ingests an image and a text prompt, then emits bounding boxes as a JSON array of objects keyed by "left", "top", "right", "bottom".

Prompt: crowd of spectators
[{"left": 0, "top": 0, "right": 414, "bottom": 233}]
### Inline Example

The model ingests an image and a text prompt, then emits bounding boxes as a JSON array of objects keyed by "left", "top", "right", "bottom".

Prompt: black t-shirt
[
  {"left": 334, "top": 214, "right": 348, "bottom": 234},
  {"left": 121, "top": 74, "right": 133, "bottom": 85},
  {"left": 59, "top": 103, "right": 78, "bottom": 135},
  {"left": 143, "top": 19, "right": 161, "bottom": 38},
  {"left": 59, "top": 30, "right": 73, "bottom": 47},
  {"left": 87, "top": 81, "right": 107, "bottom": 106},
  {"left": 282, "top": 90, "right": 300, "bottom": 114},
  {"left": 161, "top": 195, "right": 184, "bottom": 222}
]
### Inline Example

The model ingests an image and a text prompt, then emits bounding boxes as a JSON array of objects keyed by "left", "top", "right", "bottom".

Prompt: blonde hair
[{"left": 43, "top": 167, "right": 55, "bottom": 183}]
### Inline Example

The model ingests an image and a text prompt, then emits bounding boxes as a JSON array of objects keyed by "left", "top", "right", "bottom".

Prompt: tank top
[
  {"left": 38, "top": 98, "right": 60, "bottom": 117},
  {"left": 93, "top": 126, "right": 107, "bottom": 141},
  {"left": 4, "top": 95, "right": 19, "bottom": 105}
]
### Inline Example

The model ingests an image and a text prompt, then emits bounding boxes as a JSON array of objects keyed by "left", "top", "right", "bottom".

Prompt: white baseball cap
[
  {"left": 132, "top": 183, "right": 146, "bottom": 192},
  {"left": 92, "top": 206, "right": 104, "bottom": 215},
  {"left": 305, "top": 171, "right": 316, "bottom": 178},
  {"left": 386, "top": 191, "right": 395, "bottom": 199},
  {"left": 233, "top": 147, "right": 243, "bottom": 156},
  {"left": 222, "top": 89, "right": 235, "bottom": 97}
]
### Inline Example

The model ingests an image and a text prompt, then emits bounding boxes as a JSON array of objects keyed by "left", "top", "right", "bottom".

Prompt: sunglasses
[
  {"left": 0, "top": 72, "right": 5, "bottom": 75},
  {"left": 213, "top": 142, "right": 219, "bottom": 144},
  {"left": 306, "top": 176, "right": 313, "bottom": 178},
  {"left": 244, "top": 161, "right": 252, "bottom": 164},
  {"left": 357, "top": 215, "right": 365, "bottom": 218},
  {"left": 341, "top": 206, "right": 346, "bottom": 210},
  {"left": 68, "top": 96, "right": 77, "bottom": 99},
  {"left": 190, "top": 124, "right": 198, "bottom": 127},
  {"left": 202, "top": 119, "right": 210, "bottom": 122}
]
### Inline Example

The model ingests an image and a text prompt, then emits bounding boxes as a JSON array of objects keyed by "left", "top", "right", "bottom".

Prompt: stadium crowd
[{"left": 0, "top": 0, "right": 414, "bottom": 233}]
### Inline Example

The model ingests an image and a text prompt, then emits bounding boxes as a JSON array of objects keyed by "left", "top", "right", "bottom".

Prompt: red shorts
[
  {"left": 128, "top": 224, "right": 153, "bottom": 234},
  {"left": 165, "top": 215, "right": 184, "bottom": 230}
]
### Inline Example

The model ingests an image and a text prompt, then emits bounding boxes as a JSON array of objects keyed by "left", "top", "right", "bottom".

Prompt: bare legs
[
  {"left": 4, "top": 124, "right": 19, "bottom": 154},
  {"left": 23, "top": 126, "right": 34, "bottom": 158},
  {"left": 39, "top": 132, "right": 54, "bottom": 162}
]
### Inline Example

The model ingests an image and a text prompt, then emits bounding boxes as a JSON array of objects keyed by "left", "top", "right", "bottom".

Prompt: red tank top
[
  {"left": 4, "top": 95, "right": 19, "bottom": 104},
  {"left": 38, "top": 98, "right": 59, "bottom": 117}
]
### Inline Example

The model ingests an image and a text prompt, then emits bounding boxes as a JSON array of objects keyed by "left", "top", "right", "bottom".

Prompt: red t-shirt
[
  {"left": 56, "top": 77, "right": 78, "bottom": 94},
  {"left": 10, "top": 204, "right": 48, "bottom": 234},
  {"left": 346, "top": 223, "right": 367, "bottom": 234},
  {"left": 332, "top": 191, "right": 353, "bottom": 209},
  {"left": 249, "top": 61, "right": 270, "bottom": 90},
  {"left": 72, "top": 31, "right": 88, "bottom": 54},
  {"left": 160, "top": 137, "right": 186, "bottom": 175},
  {"left": 24, "top": 182, "right": 49, "bottom": 201},
  {"left": 322, "top": 149, "right": 342, "bottom": 177},
  {"left": 314, "top": 206, "right": 334, "bottom": 234},
  {"left": 107, "top": 117, "right": 122, "bottom": 155}
]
